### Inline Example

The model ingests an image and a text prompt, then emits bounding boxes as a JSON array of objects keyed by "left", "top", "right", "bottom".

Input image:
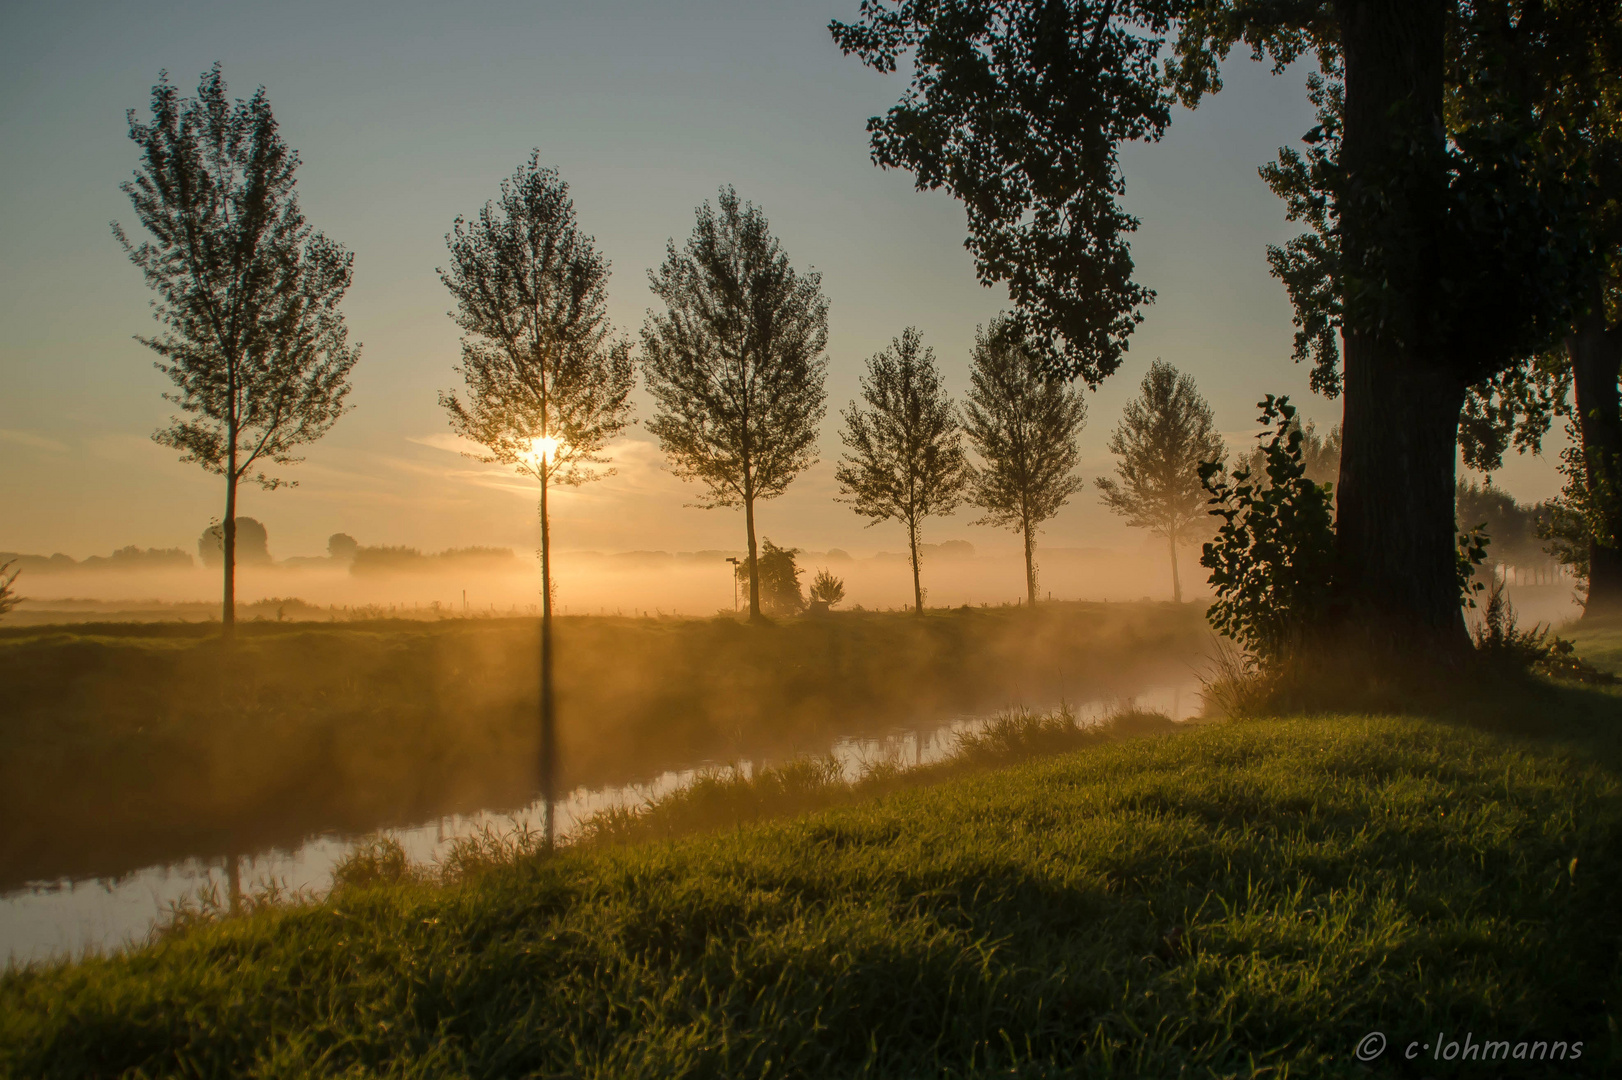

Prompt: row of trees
[
  {"left": 114, "top": 67, "right": 1224, "bottom": 639},
  {"left": 111, "top": 65, "right": 1259, "bottom": 840}
]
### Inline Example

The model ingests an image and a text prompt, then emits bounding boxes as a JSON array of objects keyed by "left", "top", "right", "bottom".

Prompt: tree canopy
[
  {"left": 831, "top": 1, "right": 1181, "bottom": 384},
  {"left": 439, "top": 153, "right": 635, "bottom": 492},
  {"left": 114, "top": 64, "right": 358, "bottom": 632},
  {"left": 837, "top": 327, "right": 969, "bottom": 613},
  {"left": 962, "top": 318, "right": 1088, "bottom": 605},
  {"left": 642, "top": 187, "right": 829, "bottom": 620},
  {"left": 1096, "top": 360, "right": 1225, "bottom": 602}
]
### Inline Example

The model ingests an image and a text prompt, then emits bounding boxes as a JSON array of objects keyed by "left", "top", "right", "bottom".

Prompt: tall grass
[
  {"left": 566, "top": 705, "right": 1182, "bottom": 849},
  {"left": 4, "top": 690, "right": 1619, "bottom": 1077}
]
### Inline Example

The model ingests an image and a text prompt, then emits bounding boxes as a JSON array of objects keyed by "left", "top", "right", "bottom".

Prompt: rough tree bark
[
  {"left": 1571, "top": 307, "right": 1622, "bottom": 616},
  {"left": 1331, "top": 0, "right": 1471, "bottom": 654}
]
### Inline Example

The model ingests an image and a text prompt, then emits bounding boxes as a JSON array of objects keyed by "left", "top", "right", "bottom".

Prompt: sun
[{"left": 530, "top": 436, "right": 562, "bottom": 465}]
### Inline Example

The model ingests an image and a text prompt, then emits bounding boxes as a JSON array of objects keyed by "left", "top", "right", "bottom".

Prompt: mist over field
[
  {"left": 6, "top": 542, "right": 1585, "bottom": 629},
  {"left": 3, "top": 543, "right": 1225, "bottom": 621}
]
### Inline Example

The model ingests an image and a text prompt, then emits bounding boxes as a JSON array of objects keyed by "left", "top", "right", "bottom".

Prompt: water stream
[{"left": 2, "top": 683, "right": 1200, "bottom": 967}]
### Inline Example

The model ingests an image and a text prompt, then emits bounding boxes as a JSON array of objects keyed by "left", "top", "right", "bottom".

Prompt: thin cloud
[{"left": 0, "top": 429, "right": 69, "bottom": 453}]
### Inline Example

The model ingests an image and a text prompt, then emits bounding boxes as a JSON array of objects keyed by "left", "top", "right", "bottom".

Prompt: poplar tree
[
  {"left": 1096, "top": 360, "right": 1226, "bottom": 602},
  {"left": 641, "top": 188, "right": 829, "bottom": 621},
  {"left": 439, "top": 154, "right": 635, "bottom": 848},
  {"left": 114, "top": 65, "right": 359, "bottom": 634},
  {"left": 837, "top": 327, "right": 968, "bottom": 614},
  {"left": 962, "top": 319, "right": 1087, "bottom": 606}
]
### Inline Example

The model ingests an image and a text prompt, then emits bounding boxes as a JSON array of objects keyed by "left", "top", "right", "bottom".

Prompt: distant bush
[
  {"left": 735, "top": 539, "right": 804, "bottom": 615},
  {"left": 81, "top": 545, "right": 195, "bottom": 571},
  {"left": 0, "top": 561, "right": 21, "bottom": 620},
  {"left": 0, "top": 547, "right": 194, "bottom": 573},
  {"left": 199, "top": 518, "right": 271, "bottom": 567},
  {"left": 350, "top": 545, "right": 518, "bottom": 575},
  {"left": 350, "top": 545, "right": 428, "bottom": 573},
  {"left": 809, "top": 568, "right": 845, "bottom": 607},
  {"left": 327, "top": 533, "right": 359, "bottom": 560}
]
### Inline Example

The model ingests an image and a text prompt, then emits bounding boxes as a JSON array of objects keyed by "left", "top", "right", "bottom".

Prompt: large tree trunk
[
  {"left": 1337, "top": 344, "right": 1466, "bottom": 645},
  {"left": 1570, "top": 308, "right": 1622, "bottom": 617},
  {"left": 538, "top": 474, "right": 556, "bottom": 849},
  {"left": 908, "top": 518, "right": 924, "bottom": 615},
  {"left": 1332, "top": 0, "right": 1470, "bottom": 654}
]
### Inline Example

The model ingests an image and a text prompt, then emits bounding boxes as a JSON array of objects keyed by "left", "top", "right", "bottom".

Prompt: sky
[{"left": 0, "top": 0, "right": 1565, "bottom": 566}]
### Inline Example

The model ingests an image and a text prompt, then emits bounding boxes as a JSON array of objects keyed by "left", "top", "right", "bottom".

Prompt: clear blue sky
[{"left": 0, "top": 0, "right": 1560, "bottom": 561}]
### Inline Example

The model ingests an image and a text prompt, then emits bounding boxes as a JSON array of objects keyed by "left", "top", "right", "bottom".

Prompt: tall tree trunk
[
  {"left": 1332, "top": 0, "right": 1469, "bottom": 653},
  {"left": 223, "top": 472, "right": 237, "bottom": 637},
  {"left": 1022, "top": 514, "right": 1037, "bottom": 607},
  {"left": 1167, "top": 531, "right": 1182, "bottom": 603},
  {"left": 1571, "top": 307, "right": 1622, "bottom": 617},
  {"left": 744, "top": 489, "right": 762, "bottom": 621},
  {"left": 539, "top": 473, "right": 556, "bottom": 849},
  {"left": 1337, "top": 336, "right": 1467, "bottom": 646},
  {"left": 908, "top": 518, "right": 924, "bottom": 614},
  {"left": 223, "top": 364, "right": 237, "bottom": 637}
]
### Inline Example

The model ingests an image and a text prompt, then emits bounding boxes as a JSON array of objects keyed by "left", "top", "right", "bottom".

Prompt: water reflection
[{"left": 2, "top": 684, "right": 1199, "bottom": 966}]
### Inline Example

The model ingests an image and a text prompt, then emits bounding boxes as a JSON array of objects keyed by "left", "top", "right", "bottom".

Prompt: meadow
[
  {"left": 0, "top": 601, "right": 1205, "bottom": 890},
  {"left": 3, "top": 681, "right": 1618, "bottom": 1078}
]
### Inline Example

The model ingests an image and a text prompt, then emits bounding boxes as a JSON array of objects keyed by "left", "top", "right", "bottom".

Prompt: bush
[
  {"left": 1472, "top": 581, "right": 1615, "bottom": 685},
  {"left": 198, "top": 517, "right": 271, "bottom": 566},
  {"left": 1198, "top": 396, "right": 1336, "bottom": 665},
  {"left": 0, "top": 561, "right": 21, "bottom": 620},
  {"left": 735, "top": 538, "right": 805, "bottom": 615},
  {"left": 809, "top": 568, "right": 845, "bottom": 607}
]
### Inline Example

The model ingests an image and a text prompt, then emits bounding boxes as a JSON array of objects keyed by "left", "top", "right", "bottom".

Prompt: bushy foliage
[
  {"left": 199, "top": 518, "right": 271, "bottom": 567},
  {"left": 1199, "top": 397, "right": 1337, "bottom": 665},
  {"left": 1471, "top": 582, "right": 1614, "bottom": 685},
  {"left": 0, "top": 561, "right": 21, "bottom": 620},
  {"left": 1234, "top": 417, "right": 1341, "bottom": 488},
  {"left": 809, "top": 568, "right": 845, "bottom": 608},
  {"left": 734, "top": 539, "right": 804, "bottom": 616},
  {"left": 1456, "top": 480, "right": 1543, "bottom": 564}
]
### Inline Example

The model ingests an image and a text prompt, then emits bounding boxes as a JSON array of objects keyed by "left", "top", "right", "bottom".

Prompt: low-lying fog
[
  {"left": 5, "top": 544, "right": 1585, "bottom": 627},
  {"left": 10, "top": 545, "right": 1219, "bottom": 620}
]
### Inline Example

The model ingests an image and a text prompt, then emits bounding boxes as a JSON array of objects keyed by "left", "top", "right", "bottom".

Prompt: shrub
[
  {"left": 1472, "top": 580, "right": 1615, "bottom": 684},
  {"left": 1198, "top": 396, "right": 1336, "bottom": 666},
  {"left": 809, "top": 568, "right": 845, "bottom": 607},
  {"left": 198, "top": 517, "right": 272, "bottom": 566},
  {"left": 0, "top": 561, "right": 21, "bottom": 620},
  {"left": 735, "top": 538, "right": 805, "bottom": 615}
]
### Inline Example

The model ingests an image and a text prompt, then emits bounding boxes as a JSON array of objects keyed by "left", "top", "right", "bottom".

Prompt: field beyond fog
[{"left": 0, "top": 602, "right": 1205, "bottom": 891}]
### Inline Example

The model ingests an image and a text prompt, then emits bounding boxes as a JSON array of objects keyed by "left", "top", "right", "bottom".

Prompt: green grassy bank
[
  {"left": 4, "top": 692, "right": 1619, "bottom": 1077},
  {"left": 0, "top": 602, "right": 1203, "bottom": 890}
]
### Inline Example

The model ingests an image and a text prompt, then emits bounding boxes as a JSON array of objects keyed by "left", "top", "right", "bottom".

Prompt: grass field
[
  {"left": 0, "top": 602, "right": 1204, "bottom": 890},
  {"left": 3, "top": 679, "right": 1618, "bottom": 1077}
]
